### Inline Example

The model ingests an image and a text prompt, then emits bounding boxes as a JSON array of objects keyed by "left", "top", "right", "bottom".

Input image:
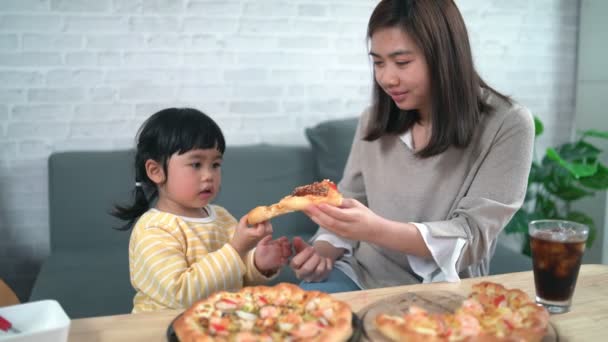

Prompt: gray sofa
[{"left": 29, "top": 117, "right": 531, "bottom": 319}]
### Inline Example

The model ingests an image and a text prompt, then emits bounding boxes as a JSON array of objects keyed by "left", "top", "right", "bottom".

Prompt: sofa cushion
[
  {"left": 490, "top": 243, "right": 532, "bottom": 275},
  {"left": 29, "top": 248, "right": 134, "bottom": 318},
  {"left": 305, "top": 117, "right": 358, "bottom": 183},
  {"left": 48, "top": 151, "right": 134, "bottom": 251}
]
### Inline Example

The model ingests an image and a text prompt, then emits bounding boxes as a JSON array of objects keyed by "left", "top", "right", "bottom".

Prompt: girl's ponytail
[
  {"left": 112, "top": 181, "right": 156, "bottom": 231},
  {"left": 112, "top": 150, "right": 158, "bottom": 230}
]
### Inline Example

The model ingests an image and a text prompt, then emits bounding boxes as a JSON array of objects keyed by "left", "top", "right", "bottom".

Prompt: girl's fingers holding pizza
[
  {"left": 251, "top": 222, "right": 272, "bottom": 238},
  {"left": 263, "top": 221, "right": 273, "bottom": 234}
]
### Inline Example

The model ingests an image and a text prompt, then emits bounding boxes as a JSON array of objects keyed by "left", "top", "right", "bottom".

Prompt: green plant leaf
[
  {"left": 504, "top": 209, "right": 529, "bottom": 235},
  {"left": 582, "top": 130, "right": 608, "bottom": 140},
  {"left": 536, "top": 193, "right": 558, "bottom": 218},
  {"left": 580, "top": 163, "right": 608, "bottom": 189},
  {"left": 522, "top": 234, "right": 531, "bottom": 257},
  {"left": 528, "top": 162, "right": 543, "bottom": 183},
  {"left": 543, "top": 164, "right": 593, "bottom": 201},
  {"left": 547, "top": 184, "right": 592, "bottom": 201},
  {"left": 565, "top": 211, "right": 596, "bottom": 248},
  {"left": 517, "top": 116, "right": 602, "bottom": 255},
  {"left": 546, "top": 147, "right": 597, "bottom": 179},
  {"left": 534, "top": 116, "right": 544, "bottom": 137},
  {"left": 555, "top": 141, "right": 601, "bottom": 163}
]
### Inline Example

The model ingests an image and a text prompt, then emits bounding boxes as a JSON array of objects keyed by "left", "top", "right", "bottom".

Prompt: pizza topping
[
  {"left": 258, "top": 295, "right": 269, "bottom": 305},
  {"left": 326, "top": 180, "right": 337, "bottom": 190},
  {"left": 278, "top": 322, "right": 294, "bottom": 332},
  {"left": 292, "top": 181, "right": 329, "bottom": 197},
  {"left": 215, "top": 298, "right": 238, "bottom": 311},
  {"left": 259, "top": 305, "right": 279, "bottom": 319},
  {"left": 291, "top": 321, "right": 322, "bottom": 338},
  {"left": 493, "top": 294, "right": 506, "bottom": 307},
  {"left": 454, "top": 313, "right": 481, "bottom": 337},
  {"left": 236, "top": 310, "right": 258, "bottom": 321}
]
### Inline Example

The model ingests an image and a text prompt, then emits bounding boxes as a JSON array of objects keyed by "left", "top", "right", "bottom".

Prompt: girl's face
[
  {"left": 370, "top": 26, "right": 432, "bottom": 117},
  {"left": 156, "top": 148, "right": 222, "bottom": 218}
]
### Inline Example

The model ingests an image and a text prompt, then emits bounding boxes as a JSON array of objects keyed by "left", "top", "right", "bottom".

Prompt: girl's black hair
[
  {"left": 365, "top": 0, "right": 511, "bottom": 158},
  {"left": 112, "top": 107, "right": 225, "bottom": 230}
]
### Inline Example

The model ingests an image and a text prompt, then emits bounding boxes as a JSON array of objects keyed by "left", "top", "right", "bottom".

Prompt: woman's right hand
[{"left": 289, "top": 237, "right": 341, "bottom": 282}]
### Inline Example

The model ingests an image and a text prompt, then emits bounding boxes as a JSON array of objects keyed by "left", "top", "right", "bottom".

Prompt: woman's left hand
[{"left": 303, "top": 198, "right": 383, "bottom": 241}]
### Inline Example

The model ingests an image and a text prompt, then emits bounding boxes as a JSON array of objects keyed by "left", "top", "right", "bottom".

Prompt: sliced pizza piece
[{"left": 247, "top": 179, "right": 343, "bottom": 225}]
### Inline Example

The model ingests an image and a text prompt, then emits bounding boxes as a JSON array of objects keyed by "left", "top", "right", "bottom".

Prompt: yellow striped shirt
[{"left": 129, "top": 205, "right": 273, "bottom": 313}]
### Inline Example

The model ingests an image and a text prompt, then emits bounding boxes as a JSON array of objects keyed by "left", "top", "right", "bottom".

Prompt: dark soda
[{"left": 530, "top": 230, "right": 585, "bottom": 302}]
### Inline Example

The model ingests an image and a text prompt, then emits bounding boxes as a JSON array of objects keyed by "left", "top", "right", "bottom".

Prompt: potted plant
[{"left": 504, "top": 117, "right": 608, "bottom": 256}]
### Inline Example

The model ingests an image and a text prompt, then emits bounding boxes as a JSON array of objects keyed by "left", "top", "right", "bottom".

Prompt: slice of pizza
[{"left": 246, "top": 179, "right": 343, "bottom": 225}]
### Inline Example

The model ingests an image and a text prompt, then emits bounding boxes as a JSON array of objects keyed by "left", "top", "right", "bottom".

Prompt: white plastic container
[{"left": 0, "top": 300, "right": 70, "bottom": 342}]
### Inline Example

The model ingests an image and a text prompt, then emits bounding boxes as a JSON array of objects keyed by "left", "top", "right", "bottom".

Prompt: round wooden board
[{"left": 356, "top": 290, "right": 558, "bottom": 341}]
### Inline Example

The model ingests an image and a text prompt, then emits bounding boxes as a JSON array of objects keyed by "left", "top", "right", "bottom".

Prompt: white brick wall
[{"left": 0, "top": 0, "right": 580, "bottom": 300}]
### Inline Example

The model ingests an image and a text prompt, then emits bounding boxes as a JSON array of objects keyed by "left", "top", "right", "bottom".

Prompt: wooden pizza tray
[
  {"left": 166, "top": 312, "right": 363, "bottom": 341},
  {"left": 356, "top": 290, "right": 558, "bottom": 342}
]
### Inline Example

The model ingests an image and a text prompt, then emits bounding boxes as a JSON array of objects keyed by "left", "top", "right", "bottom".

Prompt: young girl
[{"left": 113, "top": 108, "right": 292, "bottom": 313}]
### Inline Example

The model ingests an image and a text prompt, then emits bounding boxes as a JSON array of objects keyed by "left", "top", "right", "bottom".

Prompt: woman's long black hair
[{"left": 112, "top": 107, "right": 225, "bottom": 230}]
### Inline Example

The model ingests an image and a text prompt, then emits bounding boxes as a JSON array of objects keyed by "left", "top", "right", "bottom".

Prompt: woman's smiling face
[{"left": 370, "top": 26, "right": 432, "bottom": 116}]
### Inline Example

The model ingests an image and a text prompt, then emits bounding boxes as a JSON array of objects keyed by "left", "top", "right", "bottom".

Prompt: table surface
[{"left": 68, "top": 264, "right": 608, "bottom": 341}]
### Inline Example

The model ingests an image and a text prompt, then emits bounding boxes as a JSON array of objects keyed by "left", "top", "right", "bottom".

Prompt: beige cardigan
[{"left": 317, "top": 92, "right": 534, "bottom": 289}]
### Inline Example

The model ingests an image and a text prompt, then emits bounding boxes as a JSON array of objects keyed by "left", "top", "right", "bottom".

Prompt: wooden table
[{"left": 68, "top": 264, "right": 608, "bottom": 341}]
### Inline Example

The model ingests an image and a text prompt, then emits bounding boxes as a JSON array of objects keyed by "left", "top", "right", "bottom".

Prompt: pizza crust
[
  {"left": 172, "top": 302, "right": 213, "bottom": 342},
  {"left": 246, "top": 180, "right": 343, "bottom": 225}
]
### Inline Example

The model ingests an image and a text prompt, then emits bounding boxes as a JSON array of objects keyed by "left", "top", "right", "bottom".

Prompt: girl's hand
[
  {"left": 303, "top": 198, "right": 383, "bottom": 241},
  {"left": 254, "top": 236, "right": 292, "bottom": 275},
  {"left": 230, "top": 215, "right": 273, "bottom": 259}
]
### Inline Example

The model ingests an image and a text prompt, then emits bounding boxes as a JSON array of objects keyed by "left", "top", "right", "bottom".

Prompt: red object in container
[{"left": 0, "top": 314, "right": 21, "bottom": 333}]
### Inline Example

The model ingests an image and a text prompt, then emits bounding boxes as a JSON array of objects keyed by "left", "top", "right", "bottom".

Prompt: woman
[{"left": 290, "top": 0, "right": 534, "bottom": 292}]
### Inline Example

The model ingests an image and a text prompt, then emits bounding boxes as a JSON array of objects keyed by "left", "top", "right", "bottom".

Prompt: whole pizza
[
  {"left": 375, "top": 282, "right": 550, "bottom": 341},
  {"left": 173, "top": 283, "right": 353, "bottom": 342}
]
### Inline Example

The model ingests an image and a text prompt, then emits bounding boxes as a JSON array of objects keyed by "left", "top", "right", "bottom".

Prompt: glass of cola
[{"left": 529, "top": 219, "right": 589, "bottom": 314}]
